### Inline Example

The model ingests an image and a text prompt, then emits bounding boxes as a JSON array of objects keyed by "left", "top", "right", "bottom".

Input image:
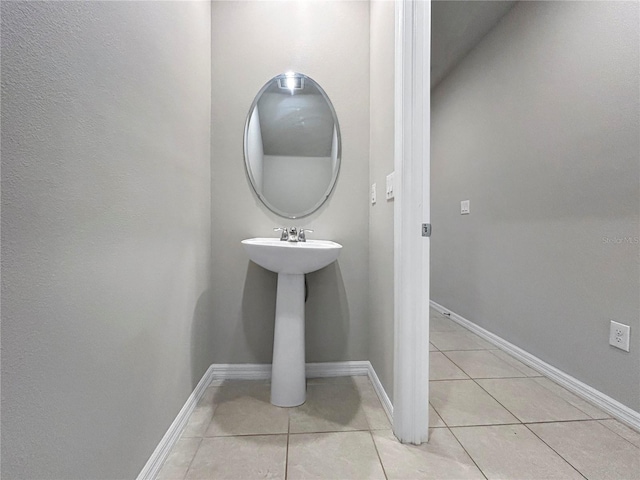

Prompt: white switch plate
[
  {"left": 386, "top": 172, "right": 394, "bottom": 200},
  {"left": 609, "top": 320, "right": 630, "bottom": 352},
  {"left": 461, "top": 200, "right": 470, "bottom": 215},
  {"left": 371, "top": 183, "right": 377, "bottom": 204}
]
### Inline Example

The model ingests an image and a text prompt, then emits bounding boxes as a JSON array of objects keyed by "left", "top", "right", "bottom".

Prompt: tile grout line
[
  {"left": 431, "top": 348, "right": 527, "bottom": 427},
  {"left": 181, "top": 399, "right": 217, "bottom": 479},
  {"left": 471, "top": 375, "right": 599, "bottom": 425},
  {"left": 170, "top": 371, "right": 632, "bottom": 480},
  {"left": 200, "top": 431, "right": 290, "bottom": 438},
  {"left": 440, "top": 349, "right": 533, "bottom": 380},
  {"left": 524, "top": 417, "right": 640, "bottom": 452},
  {"left": 432, "top": 341, "right": 591, "bottom": 480},
  {"left": 431, "top": 316, "right": 539, "bottom": 376},
  {"left": 178, "top": 373, "right": 615, "bottom": 480},
  {"left": 368, "top": 430, "right": 389, "bottom": 480},
  {"left": 430, "top": 364, "right": 525, "bottom": 428},
  {"left": 435, "top": 328, "right": 606, "bottom": 424},
  {"left": 447, "top": 426, "right": 489, "bottom": 480},
  {"left": 469, "top": 375, "right": 525, "bottom": 424},
  {"left": 596, "top": 419, "right": 640, "bottom": 450},
  {"left": 432, "top": 348, "right": 501, "bottom": 352},
  {"left": 446, "top": 422, "right": 522, "bottom": 428},
  {"left": 524, "top": 418, "right": 610, "bottom": 426},
  {"left": 527, "top": 377, "right": 613, "bottom": 420},
  {"left": 431, "top": 305, "right": 640, "bottom": 428},
  {"left": 428, "top": 401, "right": 447, "bottom": 427},
  {"left": 485, "top": 349, "right": 542, "bottom": 377},
  {"left": 429, "top": 376, "right": 530, "bottom": 382},
  {"left": 522, "top": 422, "right": 588, "bottom": 480},
  {"left": 429, "top": 350, "right": 471, "bottom": 381},
  {"left": 445, "top": 418, "right": 620, "bottom": 429},
  {"left": 174, "top": 362, "right": 636, "bottom": 479},
  {"left": 288, "top": 427, "right": 375, "bottom": 436},
  {"left": 431, "top": 399, "right": 452, "bottom": 429},
  {"left": 180, "top": 436, "right": 203, "bottom": 480},
  {"left": 445, "top": 348, "right": 546, "bottom": 425}
]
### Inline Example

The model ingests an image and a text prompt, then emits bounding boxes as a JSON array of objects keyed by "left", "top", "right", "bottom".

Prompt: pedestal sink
[{"left": 241, "top": 238, "right": 342, "bottom": 407}]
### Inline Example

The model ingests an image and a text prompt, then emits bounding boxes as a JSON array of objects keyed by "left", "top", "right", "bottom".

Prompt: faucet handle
[
  {"left": 274, "top": 227, "right": 289, "bottom": 241},
  {"left": 298, "top": 228, "right": 314, "bottom": 242}
]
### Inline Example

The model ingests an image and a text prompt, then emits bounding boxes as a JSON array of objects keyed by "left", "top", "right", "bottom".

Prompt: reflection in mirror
[{"left": 244, "top": 72, "right": 341, "bottom": 218}]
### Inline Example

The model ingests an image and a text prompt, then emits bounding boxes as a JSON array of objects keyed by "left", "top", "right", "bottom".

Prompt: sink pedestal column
[{"left": 271, "top": 273, "right": 306, "bottom": 407}]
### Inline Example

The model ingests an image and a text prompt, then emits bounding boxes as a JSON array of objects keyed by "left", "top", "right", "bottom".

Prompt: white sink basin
[
  {"left": 241, "top": 238, "right": 342, "bottom": 274},
  {"left": 241, "top": 237, "right": 342, "bottom": 407}
]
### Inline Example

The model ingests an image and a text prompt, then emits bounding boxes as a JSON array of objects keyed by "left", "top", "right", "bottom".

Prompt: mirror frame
[{"left": 243, "top": 72, "right": 342, "bottom": 219}]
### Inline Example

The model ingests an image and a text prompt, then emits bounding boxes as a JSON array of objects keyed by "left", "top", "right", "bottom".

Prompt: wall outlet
[
  {"left": 461, "top": 200, "right": 470, "bottom": 215},
  {"left": 386, "top": 172, "right": 395, "bottom": 200},
  {"left": 609, "top": 321, "right": 630, "bottom": 352},
  {"left": 371, "top": 183, "right": 377, "bottom": 204}
]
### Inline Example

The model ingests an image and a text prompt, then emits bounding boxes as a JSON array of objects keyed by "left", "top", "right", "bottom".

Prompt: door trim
[{"left": 393, "top": 0, "right": 431, "bottom": 444}]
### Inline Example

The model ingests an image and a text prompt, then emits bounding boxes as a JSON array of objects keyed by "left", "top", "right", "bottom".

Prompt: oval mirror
[{"left": 244, "top": 72, "right": 341, "bottom": 219}]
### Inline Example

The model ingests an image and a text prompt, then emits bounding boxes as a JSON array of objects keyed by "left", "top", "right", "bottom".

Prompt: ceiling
[{"left": 431, "top": 0, "right": 517, "bottom": 88}]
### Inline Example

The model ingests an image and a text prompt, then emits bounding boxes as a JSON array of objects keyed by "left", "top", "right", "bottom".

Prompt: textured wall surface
[
  {"left": 209, "top": 1, "right": 370, "bottom": 364},
  {"left": 368, "top": 0, "right": 396, "bottom": 401},
  {"left": 431, "top": 1, "right": 640, "bottom": 411},
  {"left": 1, "top": 1, "right": 212, "bottom": 478}
]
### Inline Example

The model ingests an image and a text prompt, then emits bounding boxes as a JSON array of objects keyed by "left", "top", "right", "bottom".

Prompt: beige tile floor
[{"left": 158, "top": 309, "right": 640, "bottom": 479}]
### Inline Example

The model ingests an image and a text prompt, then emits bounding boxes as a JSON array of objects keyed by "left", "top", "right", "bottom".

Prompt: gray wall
[
  {"left": 1, "top": 2, "right": 212, "bottom": 479},
  {"left": 368, "top": 0, "right": 396, "bottom": 401},
  {"left": 431, "top": 1, "right": 640, "bottom": 411},
  {"left": 209, "top": 1, "right": 370, "bottom": 364}
]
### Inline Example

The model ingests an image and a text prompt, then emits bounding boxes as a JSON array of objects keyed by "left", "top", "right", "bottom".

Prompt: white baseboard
[
  {"left": 137, "top": 361, "right": 394, "bottom": 480},
  {"left": 136, "top": 364, "right": 217, "bottom": 480},
  {"left": 206, "top": 361, "right": 371, "bottom": 382},
  {"left": 307, "top": 361, "right": 370, "bottom": 378},
  {"left": 207, "top": 361, "right": 392, "bottom": 422},
  {"left": 366, "top": 362, "right": 394, "bottom": 423},
  {"left": 209, "top": 363, "right": 271, "bottom": 381},
  {"left": 430, "top": 300, "right": 640, "bottom": 432}
]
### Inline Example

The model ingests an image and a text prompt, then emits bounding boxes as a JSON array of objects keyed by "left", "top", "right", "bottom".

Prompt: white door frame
[{"left": 392, "top": 0, "right": 431, "bottom": 444}]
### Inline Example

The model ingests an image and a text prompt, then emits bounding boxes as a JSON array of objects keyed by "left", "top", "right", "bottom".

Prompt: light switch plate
[
  {"left": 461, "top": 200, "right": 470, "bottom": 215},
  {"left": 386, "top": 172, "right": 395, "bottom": 200},
  {"left": 371, "top": 183, "right": 377, "bottom": 204}
]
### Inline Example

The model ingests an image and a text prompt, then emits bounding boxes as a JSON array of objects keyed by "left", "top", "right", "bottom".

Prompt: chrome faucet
[
  {"left": 274, "top": 227, "right": 289, "bottom": 241},
  {"left": 274, "top": 227, "right": 313, "bottom": 242},
  {"left": 298, "top": 228, "right": 313, "bottom": 242}
]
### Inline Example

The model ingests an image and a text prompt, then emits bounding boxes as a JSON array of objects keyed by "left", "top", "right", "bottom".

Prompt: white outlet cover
[
  {"left": 371, "top": 183, "right": 377, "bottom": 204},
  {"left": 609, "top": 320, "right": 631, "bottom": 352},
  {"left": 461, "top": 200, "right": 470, "bottom": 215}
]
